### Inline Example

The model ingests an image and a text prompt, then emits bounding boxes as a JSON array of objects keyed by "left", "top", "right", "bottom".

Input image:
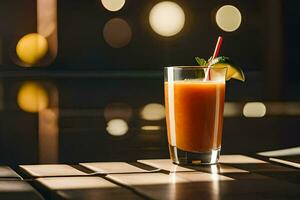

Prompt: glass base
[{"left": 169, "top": 145, "right": 220, "bottom": 165}]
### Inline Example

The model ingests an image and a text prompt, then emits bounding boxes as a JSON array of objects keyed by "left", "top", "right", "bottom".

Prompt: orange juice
[{"left": 165, "top": 81, "right": 225, "bottom": 152}]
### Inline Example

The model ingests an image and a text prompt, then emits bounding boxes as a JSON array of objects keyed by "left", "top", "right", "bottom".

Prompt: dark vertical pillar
[{"left": 263, "top": 0, "right": 284, "bottom": 99}]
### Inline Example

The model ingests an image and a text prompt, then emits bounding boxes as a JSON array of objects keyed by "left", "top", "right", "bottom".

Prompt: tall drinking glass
[{"left": 164, "top": 66, "right": 227, "bottom": 165}]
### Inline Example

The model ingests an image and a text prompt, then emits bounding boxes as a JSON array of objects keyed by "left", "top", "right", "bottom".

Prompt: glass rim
[{"left": 164, "top": 66, "right": 227, "bottom": 69}]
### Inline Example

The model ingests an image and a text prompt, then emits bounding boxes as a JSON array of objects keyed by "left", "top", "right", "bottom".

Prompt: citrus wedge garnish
[
  {"left": 195, "top": 37, "right": 245, "bottom": 82},
  {"left": 210, "top": 56, "right": 245, "bottom": 81}
]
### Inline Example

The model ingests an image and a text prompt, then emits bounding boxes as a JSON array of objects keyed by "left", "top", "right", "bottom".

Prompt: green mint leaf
[{"left": 195, "top": 57, "right": 207, "bottom": 66}]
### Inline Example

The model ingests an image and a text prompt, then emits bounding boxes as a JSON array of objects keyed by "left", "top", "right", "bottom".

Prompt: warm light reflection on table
[{"left": 37, "top": 177, "right": 117, "bottom": 190}]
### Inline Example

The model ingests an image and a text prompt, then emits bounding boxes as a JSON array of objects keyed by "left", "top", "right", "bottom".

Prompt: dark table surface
[
  {"left": 1, "top": 154, "right": 300, "bottom": 200},
  {"left": 0, "top": 75, "right": 299, "bottom": 199}
]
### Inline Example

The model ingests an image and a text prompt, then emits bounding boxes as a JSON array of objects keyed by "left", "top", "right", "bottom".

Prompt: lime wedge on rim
[{"left": 210, "top": 56, "right": 245, "bottom": 82}]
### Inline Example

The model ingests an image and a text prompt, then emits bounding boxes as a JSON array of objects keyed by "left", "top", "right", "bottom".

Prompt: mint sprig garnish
[
  {"left": 195, "top": 57, "right": 207, "bottom": 66},
  {"left": 195, "top": 56, "right": 214, "bottom": 66}
]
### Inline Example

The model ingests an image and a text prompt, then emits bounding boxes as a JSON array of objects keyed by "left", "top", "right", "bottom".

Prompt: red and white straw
[
  {"left": 205, "top": 36, "right": 223, "bottom": 81},
  {"left": 212, "top": 36, "right": 223, "bottom": 59}
]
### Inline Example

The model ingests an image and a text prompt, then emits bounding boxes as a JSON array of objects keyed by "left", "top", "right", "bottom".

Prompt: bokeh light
[
  {"left": 149, "top": 1, "right": 185, "bottom": 37},
  {"left": 224, "top": 102, "right": 242, "bottom": 117},
  {"left": 266, "top": 102, "right": 300, "bottom": 116},
  {"left": 17, "top": 82, "right": 49, "bottom": 113},
  {"left": 141, "top": 126, "right": 161, "bottom": 131},
  {"left": 101, "top": 0, "right": 125, "bottom": 12},
  {"left": 243, "top": 102, "right": 266, "bottom": 118},
  {"left": 16, "top": 33, "right": 48, "bottom": 65},
  {"left": 39, "top": 108, "right": 59, "bottom": 163},
  {"left": 106, "top": 119, "right": 128, "bottom": 136},
  {"left": 141, "top": 103, "right": 165, "bottom": 120},
  {"left": 103, "top": 18, "right": 132, "bottom": 48},
  {"left": 37, "top": 0, "right": 57, "bottom": 37},
  {"left": 215, "top": 5, "right": 242, "bottom": 32}
]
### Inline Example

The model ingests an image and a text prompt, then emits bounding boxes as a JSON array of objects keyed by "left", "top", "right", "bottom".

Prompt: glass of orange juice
[{"left": 164, "top": 66, "right": 227, "bottom": 165}]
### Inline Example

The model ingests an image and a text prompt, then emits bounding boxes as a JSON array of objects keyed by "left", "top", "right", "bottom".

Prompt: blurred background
[{"left": 0, "top": 0, "right": 299, "bottom": 167}]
